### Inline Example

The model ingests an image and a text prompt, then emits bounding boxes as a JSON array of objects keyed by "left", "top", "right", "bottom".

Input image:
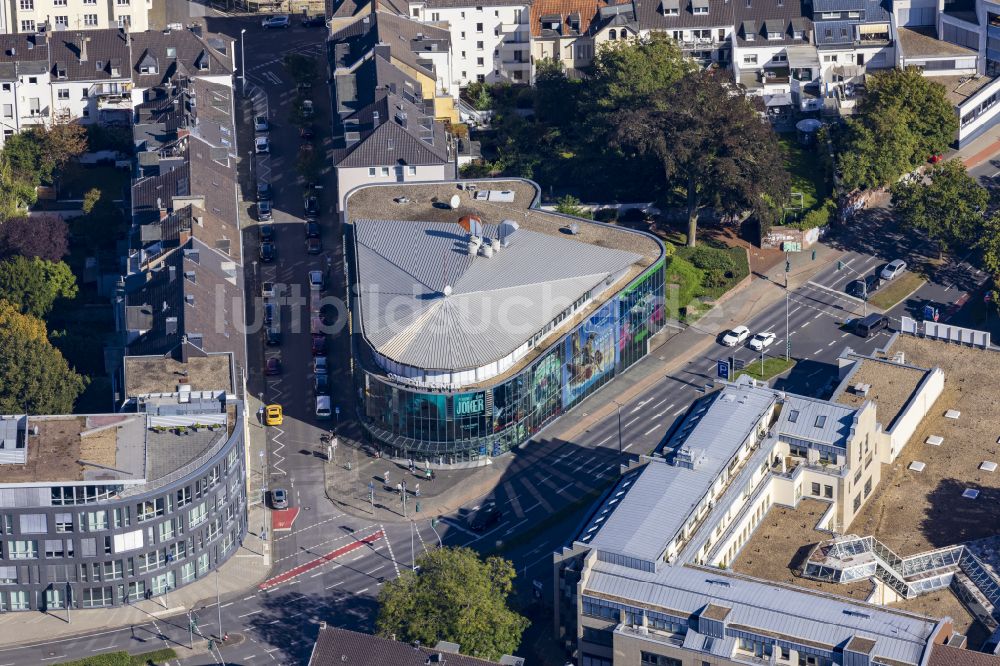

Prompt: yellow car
[{"left": 264, "top": 404, "right": 283, "bottom": 426}]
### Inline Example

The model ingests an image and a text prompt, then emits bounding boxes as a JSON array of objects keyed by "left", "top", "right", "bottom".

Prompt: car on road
[
  {"left": 297, "top": 81, "right": 313, "bottom": 92},
  {"left": 266, "top": 326, "right": 282, "bottom": 346},
  {"left": 304, "top": 195, "right": 319, "bottom": 217},
  {"left": 260, "top": 240, "right": 276, "bottom": 263},
  {"left": 300, "top": 126, "right": 315, "bottom": 141},
  {"left": 257, "top": 200, "right": 272, "bottom": 221},
  {"left": 254, "top": 115, "right": 269, "bottom": 132},
  {"left": 314, "top": 373, "right": 330, "bottom": 395},
  {"left": 749, "top": 331, "right": 776, "bottom": 352},
  {"left": 262, "top": 281, "right": 276, "bottom": 298},
  {"left": 721, "top": 325, "right": 750, "bottom": 347},
  {"left": 302, "top": 15, "right": 325, "bottom": 26},
  {"left": 846, "top": 275, "right": 881, "bottom": 299},
  {"left": 306, "top": 237, "right": 323, "bottom": 255},
  {"left": 313, "top": 356, "right": 328, "bottom": 375},
  {"left": 305, "top": 221, "right": 321, "bottom": 238},
  {"left": 880, "top": 259, "right": 907, "bottom": 281},
  {"left": 259, "top": 223, "right": 275, "bottom": 242},
  {"left": 255, "top": 135, "right": 270, "bottom": 154},
  {"left": 854, "top": 313, "right": 890, "bottom": 338},
  {"left": 261, "top": 15, "right": 290, "bottom": 28},
  {"left": 264, "top": 404, "right": 283, "bottom": 426},
  {"left": 257, "top": 181, "right": 272, "bottom": 201},
  {"left": 469, "top": 503, "right": 502, "bottom": 531},
  {"left": 316, "top": 395, "right": 332, "bottom": 420},
  {"left": 263, "top": 302, "right": 276, "bottom": 326},
  {"left": 265, "top": 357, "right": 282, "bottom": 376},
  {"left": 309, "top": 270, "right": 324, "bottom": 291},
  {"left": 270, "top": 488, "right": 288, "bottom": 509},
  {"left": 301, "top": 99, "right": 314, "bottom": 118},
  {"left": 311, "top": 334, "right": 326, "bottom": 356}
]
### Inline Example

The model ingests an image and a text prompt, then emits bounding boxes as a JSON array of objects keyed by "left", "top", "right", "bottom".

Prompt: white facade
[
  {"left": 0, "top": 68, "right": 50, "bottom": 143},
  {"left": 337, "top": 162, "right": 455, "bottom": 207},
  {"left": 0, "top": 0, "right": 150, "bottom": 34},
  {"left": 407, "top": 1, "right": 531, "bottom": 85}
]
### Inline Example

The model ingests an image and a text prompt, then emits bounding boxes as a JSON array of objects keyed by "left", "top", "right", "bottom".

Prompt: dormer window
[
  {"left": 663, "top": 0, "right": 680, "bottom": 15},
  {"left": 693, "top": 1, "right": 709, "bottom": 13},
  {"left": 166, "top": 47, "right": 176, "bottom": 58},
  {"left": 95, "top": 60, "right": 104, "bottom": 71},
  {"left": 746, "top": 32, "right": 755, "bottom": 40},
  {"left": 768, "top": 30, "right": 782, "bottom": 39},
  {"left": 56, "top": 67, "right": 66, "bottom": 79},
  {"left": 821, "top": 11, "right": 838, "bottom": 18}
]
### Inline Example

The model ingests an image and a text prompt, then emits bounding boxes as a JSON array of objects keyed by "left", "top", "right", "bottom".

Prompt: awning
[
  {"left": 858, "top": 22, "right": 888, "bottom": 34},
  {"left": 786, "top": 44, "right": 820, "bottom": 69},
  {"left": 764, "top": 93, "right": 794, "bottom": 107}
]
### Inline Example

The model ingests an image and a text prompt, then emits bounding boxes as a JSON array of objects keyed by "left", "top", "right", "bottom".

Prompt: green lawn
[
  {"left": 780, "top": 136, "right": 830, "bottom": 215},
  {"left": 57, "top": 163, "right": 130, "bottom": 201},
  {"left": 56, "top": 648, "right": 177, "bottom": 666},
  {"left": 868, "top": 273, "right": 925, "bottom": 310},
  {"left": 665, "top": 244, "right": 750, "bottom": 321},
  {"left": 735, "top": 356, "right": 796, "bottom": 382}
]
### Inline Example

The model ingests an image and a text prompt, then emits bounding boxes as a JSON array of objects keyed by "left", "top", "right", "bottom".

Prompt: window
[
  {"left": 824, "top": 484, "right": 833, "bottom": 498},
  {"left": 431, "top": 11, "right": 439, "bottom": 20},
  {"left": 54, "top": 15, "right": 68, "bottom": 26},
  {"left": 10, "top": 590, "right": 28, "bottom": 610},
  {"left": 583, "top": 656, "right": 614, "bottom": 666},
  {"left": 84, "top": 14, "right": 98, "bottom": 25},
  {"left": 20, "top": 514, "right": 47, "bottom": 533},
  {"left": 177, "top": 486, "right": 192, "bottom": 508},
  {"left": 853, "top": 493, "right": 862, "bottom": 511},
  {"left": 189, "top": 502, "right": 208, "bottom": 528},
  {"left": 476, "top": 40, "right": 484, "bottom": 50},
  {"left": 80, "top": 538, "right": 96, "bottom": 558},
  {"left": 494, "top": 9, "right": 498, "bottom": 15},
  {"left": 116, "top": 0, "right": 129, "bottom": 4},
  {"left": 10, "top": 540, "right": 38, "bottom": 559},
  {"left": 103, "top": 560, "right": 123, "bottom": 580},
  {"left": 664, "top": 6, "right": 678, "bottom": 14},
  {"left": 127, "top": 580, "right": 145, "bottom": 602},
  {"left": 19, "top": 0, "right": 33, "bottom": 10},
  {"left": 476, "top": 22, "right": 483, "bottom": 32},
  {"left": 158, "top": 520, "right": 175, "bottom": 542},
  {"left": 811, "top": 482, "right": 821, "bottom": 496},
  {"left": 743, "top": 54, "right": 757, "bottom": 64},
  {"left": 640, "top": 654, "right": 681, "bottom": 666},
  {"left": 788, "top": 409, "right": 799, "bottom": 423},
  {"left": 45, "top": 539, "right": 67, "bottom": 558},
  {"left": 3, "top": 104, "right": 13, "bottom": 119},
  {"left": 53, "top": 0, "right": 66, "bottom": 5},
  {"left": 693, "top": 5, "right": 708, "bottom": 13},
  {"left": 138, "top": 550, "right": 165, "bottom": 574},
  {"left": 407, "top": 166, "right": 416, "bottom": 176},
  {"left": 380, "top": 166, "right": 389, "bottom": 177},
  {"left": 411, "top": 7, "right": 418, "bottom": 16},
  {"left": 0, "top": 566, "right": 16, "bottom": 584},
  {"left": 821, "top": 11, "right": 838, "bottom": 18},
  {"left": 197, "top": 553, "right": 210, "bottom": 575},
  {"left": 477, "top": 57, "right": 484, "bottom": 66},
  {"left": 82, "top": 586, "right": 113, "bottom": 608},
  {"left": 477, "top": 74, "right": 485, "bottom": 83},
  {"left": 84, "top": 511, "right": 108, "bottom": 532},
  {"left": 582, "top": 627, "right": 614, "bottom": 647},
  {"left": 368, "top": 167, "right": 377, "bottom": 177},
  {"left": 113, "top": 507, "right": 129, "bottom": 529},
  {"left": 137, "top": 498, "right": 164, "bottom": 523},
  {"left": 864, "top": 477, "right": 872, "bottom": 497},
  {"left": 113, "top": 529, "right": 143, "bottom": 553},
  {"left": 54, "top": 513, "right": 72, "bottom": 533},
  {"left": 57, "top": 88, "right": 69, "bottom": 100}
]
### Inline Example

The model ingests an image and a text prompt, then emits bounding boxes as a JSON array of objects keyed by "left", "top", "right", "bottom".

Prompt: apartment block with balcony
[
  {"left": 530, "top": 0, "right": 637, "bottom": 78},
  {"left": 407, "top": 0, "right": 530, "bottom": 84},
  {"left": 0, "top": 32, "right": 49, "bottom": 145},
  {"left": 0, "top": 0, "right": 150, "bottom": 35},
  {"left": 635, "top": 0, "right": 735, "bottom": 66}
]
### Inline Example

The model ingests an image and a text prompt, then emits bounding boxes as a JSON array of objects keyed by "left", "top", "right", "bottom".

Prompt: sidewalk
[
  {"left": 953, "top": 127, "right": 1000, "bottom": 169},
  {"left": 324, "top": 242, "right": 845, "bottom": 524}
]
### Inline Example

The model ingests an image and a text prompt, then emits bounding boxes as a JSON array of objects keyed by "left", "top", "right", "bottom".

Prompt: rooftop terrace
[{"left": 124, "top": 353, "right": 234, "bottom": 397}]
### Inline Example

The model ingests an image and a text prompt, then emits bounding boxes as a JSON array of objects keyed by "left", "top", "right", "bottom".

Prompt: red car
[
  {"left": 265, "top": 357, "right": 282, "bottom": 375},
  {"left": 311, "top": 334, "right": 326, "bottom": 356},
  {"left": 928, "top": 154, "right": 944, "bottom": 164}
]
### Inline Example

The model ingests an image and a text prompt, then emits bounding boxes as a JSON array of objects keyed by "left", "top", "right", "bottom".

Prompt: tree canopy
[
  {"left": 616, "top": 70, "right": 789, "bottom": 246},
  {"left": 0, "top": 214, "right": 69, "bottom": 262},
  {"left": 590, "top": 33, "right": 695, "bottom": 109},
  {"left": 890, "top": 159, "right": 988, "bottom": 255},
  {"left": 839, "top": 68, "right": 957, "bottom": 190},
  {"left": 0, "top": 299, "right": 86, "bottom": 413},
  {"left": 376, "top": 547, "right": 529, "bottom": 661},
  {"left": 0, "top": 256, "right": 78, "bottom": 318},
  {"left": 3, "top": 123, "right": 87, "bottom": 187}
]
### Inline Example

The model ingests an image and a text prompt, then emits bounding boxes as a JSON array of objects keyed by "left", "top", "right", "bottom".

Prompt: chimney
[
  {"left": 168, "top": 266, "right": 176, "bottom": 281},
  {"left": 79, "top": 34, "right": 88, "bottom": 62},
  {"left": 179, "top": 228, "right": 191, "bottom": 245},
  {"left": 372, "top": 110, "right": 379, "bottom": 126},
  {"left": 159, "top": 205, "right": 168, "bottom": 222}
]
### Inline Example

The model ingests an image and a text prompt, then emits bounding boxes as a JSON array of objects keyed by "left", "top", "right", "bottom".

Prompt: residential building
[
  {"left": 0, "top": 32, "right": 50, "bottom": 143},
  {"left": 530, "top": 0, "right": 637, "bottom": 77},
  {"left": 0, "top": 0, "right": 150, "bottom": 35},
  {"left": 308, "top": 625, "right": 517, "bottom": 666},
  {"left": 635, "top": 0, "right": 734, "bottom": 66},
  {"left": 406, "top": 0, "right": 531, "bottom": 84}
]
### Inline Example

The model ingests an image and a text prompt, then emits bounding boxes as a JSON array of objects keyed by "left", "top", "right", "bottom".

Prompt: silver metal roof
[
  {"left": 354, "top": 219, "right": 641, "bottom": 371},
  {"left": 778, "top": 395, "right": 856, "bottom": 447},
  {"left": 584, "top": 385, "right": 776, "bottom": 564},
  {"left": 585, "top": 562, "right": 939, "bottom": 666}
]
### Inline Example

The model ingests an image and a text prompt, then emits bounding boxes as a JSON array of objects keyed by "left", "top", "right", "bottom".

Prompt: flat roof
[
  {"left": 0, "top": 415, "right": 146, "bottom": 485},
  {"left": 934, "top": 74, "right": 998, "bottom": 106},
  {"left": 124, "top": 353, "right": 234, "bottom": 397},
  {"left": 835, "top": 354, "right": 930, "bottom": 432},
  {"left": 346, "top": 180, "right": 662, "bottom": 373},
  {"left": 897, "top": 26, "right": 978, "bottom": 59}
]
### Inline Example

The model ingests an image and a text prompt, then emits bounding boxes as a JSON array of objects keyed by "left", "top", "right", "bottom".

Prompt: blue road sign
[
  {"left": 368, "top": 480, "right": 375, "bottom": 491},
  {"left": 923, "top": 304, "right": 935, "bottom": 321},
  {"left": 717, "top": 360, "right": 729, "bottom": 379},
  {"left": 335, "top": 406, "right": 340, "bottom": 415}
]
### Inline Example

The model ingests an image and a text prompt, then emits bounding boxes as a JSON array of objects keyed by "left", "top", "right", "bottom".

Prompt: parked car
[
  {"left": 261, "top": 15, "right": 290, "bottom": 28},
  {"left": 264, "top": 404, "right": 283, "bottom": 427},
  {"left": 257, "top": 200, "right": 272, "bottom": 221},
  {"left": 255, "top": 135, "right": 270, "bottom": 154},
  {"left": 259, "top": 223, "right": 275, "bottom": 242},
  {"left": 301, "top": 99, "right": 314, "bottom": 118},
  {"left": 302, "top": 15, "right": 325, "bottom": 26},
  {"left": 846, "top": 275, "right": 881, "bottom": 299},
  {"left": 270, "top": 487, "right": 289, "bottom": 509},
  {"left": 311, "top": 334, "right": 326, "bottom": 356},
  {"left": 469, "top": 503, "right": 502, "bottom": 532},
  {"left": 306, "top": 237, "right": 322, "bottom": 255},
  {"left": 309, "top": 270, "right": 324, "bottom": 291},
  {"left": 854, "top": 313, "right": 890, "bottom": 338},
  {"left": 260, "top": 241, "right": 276, "bottom": 263},
  {"left": 305, "top": 221, "right": 321, "bottom": 238},
  {"left": 262, "top": 281, "right": 276, "bottom": 298},
  {"left": 313, "top": 356, "right": 328, "bottom": 375},
  {"left": 257, "top": 181, "right": 272, "bottom": 201},
  {"left": 749, "top": 331, "right": 776, "bottom": 352},
  {"left": 304, "top": 195, "right": 319, "bottom": 217},
  {"left": 265, "top": 357, "right": 282, "bottom": 376},
  {"left": 300, "top": 126, "right": 315, "bottom": 141},
  {"left": 314, "top": 373, "right": 330, "bottom": 395},
  {"left": 721, "top": 325, "right": 750, "bottom": 347},
  {"left": 265, "top": 326, "right": 282, "bottom": 346},
  {"left": 263, "top": 302, "right": 276, "bottom": 326},
  {"left": 880, "top": 260, "right": 907, "bottom": 281},
  {"left": 315, "top": 395, "right": 332, "bottom": 420},
  {"left": 254, "top": 115, "right": 269, "bottom": 132}
]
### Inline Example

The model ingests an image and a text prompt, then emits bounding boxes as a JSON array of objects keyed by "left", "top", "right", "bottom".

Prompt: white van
[{"left": 315, "top": 395, "right": 332, "bottom": 420}]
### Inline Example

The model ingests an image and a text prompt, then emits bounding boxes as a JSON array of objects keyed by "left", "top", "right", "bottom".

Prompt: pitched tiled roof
[
  {"left": 0, "top": 33, "right": 49, "bottom": 78},
  {"left": 130, "top": 29, "right": 233, "bottom": 88},
  {"left": 48, "top": 29, "right": 131, "bottom": 82},
  {"left": 928, "top": 644, "right": 1000, "bottom": 666},
  {"left": 635, "top": 0, "right": 734, "bottom": 30},
  {"left": 188, "top": 135, "right": 241, "bottom": 263},
  {"left": 420, "top": 0, "right": 529, "bottom": 7},
  {"left": 732, "top": 0, "right": 811, "bottom": 46},
  {"left": 334, "top": 91, "right": 450, "bottom": 168},
  {"left": 531, "top": 0, "right": 603, "bottom": 37},
  {"left": 308, "top": 627, "right": 507, "bottom": 666}
]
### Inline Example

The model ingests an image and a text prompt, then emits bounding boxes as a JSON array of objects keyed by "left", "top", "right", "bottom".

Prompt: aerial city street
[{"left": 2, "top": 0, "right": 1000, "bottom": 664}]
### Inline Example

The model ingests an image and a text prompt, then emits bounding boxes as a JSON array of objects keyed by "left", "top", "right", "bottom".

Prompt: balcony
[
  {"left": 97, "top": 94, "right": 132, "bottom": 110},
  {"left": 680, "top": 37, "right": 721, "bottom": 48}
]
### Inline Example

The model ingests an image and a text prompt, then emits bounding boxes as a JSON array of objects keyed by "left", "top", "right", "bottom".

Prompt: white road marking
[
  {"left": 630, "top": 399, "right": 649, "bottom": 414},
  {"left": 325, "top": 580, "right": 344, "bottom": 590},
  {"left": 673, "top": 406, "right": 686, "bottom": 416},
  {"left": 382, "top": 523, "right": 402, "bottom": 578},
  {"left": 357, "top": 587, "right": 370, "bottom": 594},
  {"left": 239, "top": 609, "right": 264, "bottom": 618},
  {"left": 643, "top": 425, "right": 660, "bottom": 436}
]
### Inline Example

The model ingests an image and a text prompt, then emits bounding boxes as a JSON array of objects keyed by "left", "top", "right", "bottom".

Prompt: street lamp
[
  {"left": 610, "top": 400, "right": 624, "bottom": 461},
  {"left": 240, "top": 29, "right": 247, "bottom": 96}
]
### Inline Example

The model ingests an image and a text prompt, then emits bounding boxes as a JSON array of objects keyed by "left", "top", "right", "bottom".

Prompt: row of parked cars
[{"left": 720, "top": 326, "right": 777, "bottom": 352}]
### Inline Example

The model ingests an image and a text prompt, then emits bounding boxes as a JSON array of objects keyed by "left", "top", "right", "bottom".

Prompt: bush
[
  {"left": 465, "top": 82, "right": 492, "bottom": 111},
  {"left": 681, "top": 245, "right": 739, "bottom": 274},
  {"left": 621, "top": 207, "right": 648, "bottom": 223},
  {"left": 664, "top": 255, "right": 703, "bottom": 317},
  {"left": 798, "top": 198, "right": 837, "bottom": 230},
  {"left": 594, "top": 208, "right": 618, "bottom": 223}
]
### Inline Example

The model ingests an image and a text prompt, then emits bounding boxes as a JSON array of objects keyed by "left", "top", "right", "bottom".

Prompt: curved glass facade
[{"left": 359, "top": 259, "right": 666, "bottom": 463}]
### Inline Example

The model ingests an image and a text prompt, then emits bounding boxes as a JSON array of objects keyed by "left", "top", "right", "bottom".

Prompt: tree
[
  {"left": 0, "top": 299, "right": 86, "bottom": 413},
  {"left": 296, "top": 146, "right": 323, "bottom": 183},
  {"left": 283, "top": 53, "right": 318, "bottom": 86},
  {"left": 978, "top": 213, "right": 1000, "bottom": 277},
  {"left": 0, "top": 214, "right": 69, "bottom": 261},
  {"left": 0, "top": 256, "right": 78, "bottom": 318},
  {"left": 890, "top": 159, "right": 987, "bottom": 256},
  {"left": 555, "top": 194, "right": 592, "bottom": 219},
  {"left": 590, "top": 33, "right": 694, "bottom": 110},
  {"left": 42, "top": 122, "right": 88, "bottom": 175},
  {"left": 617, "top": 70, "right": 789, "bottom": 247},
  {"left": 376, "top": 547, "right": 529, "bottom": 661},
  {"left": 2, "top": 123, "right": 86, "bottom": 187},
  {"left": 0, "top": 154, "right": 37, "bottom": 218},
  {"left": 82, "top": 187, "right": 102, "bottom": 214},
  {"left": 839, "top": 68, "right": 957, "bottom": 190}
]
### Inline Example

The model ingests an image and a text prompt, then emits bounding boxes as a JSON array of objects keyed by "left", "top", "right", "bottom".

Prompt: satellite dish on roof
[
  {"left": 449, "top": 194, "right": 460, "bottom": 209},
  {"left": 443, "top": 285, "right": 452, "bottom": 296},
  {"left": 498, "top": 219, "right": 520, "bottom": 247},
  {"left": 458, "top": 214, "right": 483, "bottom": 237}
]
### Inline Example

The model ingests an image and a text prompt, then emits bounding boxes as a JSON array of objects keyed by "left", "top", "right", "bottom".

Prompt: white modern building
[{"left": 0, "top": 0, "right": 150, "bottom": 35}]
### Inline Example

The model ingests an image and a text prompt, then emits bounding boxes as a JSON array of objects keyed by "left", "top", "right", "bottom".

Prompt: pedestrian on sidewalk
[
  {"left": 396, "top": 482, "right": 403, "bottom": 495},
  {"left": 425, "top": 467, "right": 433, "bottom": 480},
  {"left": 414, "top": 483, "right": 420, "bottom": 497},
  {"left": 384, "top": 470, "right": 390, "bottom": 486},
  {"left": 408, "top": 458, "right": 415, "bottom": 473}
]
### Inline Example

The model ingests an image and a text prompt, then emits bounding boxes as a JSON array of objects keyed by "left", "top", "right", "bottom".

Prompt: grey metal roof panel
[
  {"left": 778, "top": 395, "right": 856, "bottom": 446},
  {"left": 816, "top": 19, "right": 855, "bottom": 44},
  {"left": 635, "top": 0, "right": 735, "bottom": 30},
  {"left": 354, "top": 218, "right": 641, "bottom": 370},
  {"left": 585, "top": 563, "right": 939, "bottom": 665},
  {"left": 813, "top": 0, "right": 863, "bottom": 11}
]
